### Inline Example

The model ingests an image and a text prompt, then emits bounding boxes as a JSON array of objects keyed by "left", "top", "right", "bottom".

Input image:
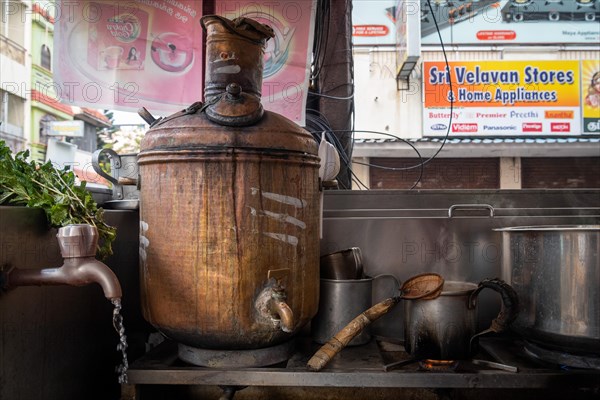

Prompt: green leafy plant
[{"left": 0, "top": 140, "right": 116, "bottom": 259}]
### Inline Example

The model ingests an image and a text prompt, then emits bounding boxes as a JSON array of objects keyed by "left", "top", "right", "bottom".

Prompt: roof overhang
[{"left": 352, "top": 138, "right": 600, "bottom": 158}]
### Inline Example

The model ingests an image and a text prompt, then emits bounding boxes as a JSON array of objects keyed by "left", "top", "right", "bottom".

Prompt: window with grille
[{"left": 41, "top": 44, "right": 51, "bottom": 70}]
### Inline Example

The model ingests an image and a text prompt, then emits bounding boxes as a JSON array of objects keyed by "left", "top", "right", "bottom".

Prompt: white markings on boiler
[
  {"left": 139, "top": 221, "right": 150, "bottom": 272},
  {"left": 251, "top": 188, "right": 306, "bottom": 209},
  {"left": 263, "top": 210, "right": 306, "bottom": 229},
  {"left": 249, "top": 189, "right": 306, "bottom": 247},
  {"left": 263, "top": 232, "right": 299, "bottom": 246}
]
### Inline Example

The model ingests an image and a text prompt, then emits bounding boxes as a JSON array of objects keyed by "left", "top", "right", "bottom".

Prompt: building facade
[
  {"left": 2, "top": 0, "right": 110, "bottom": 182},
  {"left": 0, "top": 0, "right": 32, "bottom": 152},
  {"left": 29, "top": 1, "right": 74, "bottom": 161},
  {"left": 351, "top": 0, "right": 600, "bottom": 190}
]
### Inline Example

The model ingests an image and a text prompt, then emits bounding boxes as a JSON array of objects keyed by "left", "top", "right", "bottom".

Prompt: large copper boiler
[{"left": 137, "top": 16, "right": 320, "bottom": 352}]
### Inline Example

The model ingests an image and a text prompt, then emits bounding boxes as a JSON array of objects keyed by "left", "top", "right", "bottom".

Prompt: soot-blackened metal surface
[{"left": 125, "top": 337, "right": 600, "bottom": 390}]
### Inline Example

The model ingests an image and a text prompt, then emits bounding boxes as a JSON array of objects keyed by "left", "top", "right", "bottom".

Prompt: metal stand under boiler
[{"left": 178, "top": 340, "right": 296, "bottom": 368}]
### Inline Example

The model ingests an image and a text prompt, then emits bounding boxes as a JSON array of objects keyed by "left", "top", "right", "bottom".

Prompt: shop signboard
[
  {"left": 423, "top": 60, "right": 581, "bottom": 136},
  {"left": 48, "top": 120, "right": 85, "bottom": 137},
  {"left": 420, "top": 0, "right": 600, "bottom": 46},
  {"left": 582, "top": 60, "right": 600, "bottom": 134},
  {"left": 352, "top": 0, "right": 397, "bottom": 46},
  {"left": 54, "top": 0, "right": 204, "bottom": 114},
  {"left": 215, "top": 0, "right": 316, "bottom": 125}
]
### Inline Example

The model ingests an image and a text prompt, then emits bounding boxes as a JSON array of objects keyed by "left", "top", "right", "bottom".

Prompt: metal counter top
[{"left": 124, "top": 337, "right": 600, "bottom": 390}]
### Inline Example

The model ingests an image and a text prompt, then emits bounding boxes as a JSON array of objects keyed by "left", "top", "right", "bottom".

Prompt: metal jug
[{"left": 403, "top": 278, "right": 518, "bottom": 360}]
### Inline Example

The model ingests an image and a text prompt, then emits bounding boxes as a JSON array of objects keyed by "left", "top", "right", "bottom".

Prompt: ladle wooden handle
[{"left": 306, "top": 297, "right": 400, "bottom": 372}]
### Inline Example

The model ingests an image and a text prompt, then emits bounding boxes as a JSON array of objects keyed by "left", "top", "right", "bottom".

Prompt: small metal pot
[{"left": 404, "top": 279, "right": 518, "bottom": 360}]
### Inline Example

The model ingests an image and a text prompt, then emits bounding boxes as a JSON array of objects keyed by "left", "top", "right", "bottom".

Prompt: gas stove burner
[
  {"left": 419, "top": 359, "right": 459, "bottom": 371},
  {"left": 524, "top": 341, "right": 600, "bottom": 370},
  {"left": 577, "top": 0, "right": 595, "bottom": 6},
  {"left": 178, "top": 340, "right": 295, "bottom": 368}
]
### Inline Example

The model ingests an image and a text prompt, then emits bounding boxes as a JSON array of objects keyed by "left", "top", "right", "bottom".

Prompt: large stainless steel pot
[{"left": 498, "top": 225, "right": 600, "bottom": 354}]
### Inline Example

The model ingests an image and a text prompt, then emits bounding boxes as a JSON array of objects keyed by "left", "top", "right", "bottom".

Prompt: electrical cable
[
  {"left": 306, "top": 109, "right": 423, "bottom": 187},
  {"left": 407, "top": 0, "right": 453, "bottom": 169},
  {"left": 307, "top": 102, "right": 425, "bottom": 188},
  {"left": 309, "top": 1, "right": 452, "bottom": 190},
  {"left": 330, "top": 130, "right": 424, "bottom": 190},
  {"left": 323, "top": 0, "right": 454, "bottom": 189},
  {"left": 308, "top": 91, "right": 355, "bottom": 100},
  {"left": 306, "top": 108, "right": 332, "bottom": 124},
  {"left": 305, "top": 119, "right": 366, "bottom": 190},
  {"left": 305, "top": 113, "right": 389, "bottom": 190},
  {"left": 308, "top": 0, "right": 356, "bottom": 190},
  {"left": 351, "top": 134, "right": 423, "bottom": 168},
  {"left": 314, "top": 82, "right": 355, "bottom": 93},
  {"left": 311, "top": 0, "right": 331, "bottom": 82},
  {"left": 324, "top": 132, "right": 356, "bottom": 190}
]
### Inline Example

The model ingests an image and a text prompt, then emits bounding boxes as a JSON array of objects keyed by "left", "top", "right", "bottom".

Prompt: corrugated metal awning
[{"left": 352, "top": 136, "right": 600, "bottom": 158}]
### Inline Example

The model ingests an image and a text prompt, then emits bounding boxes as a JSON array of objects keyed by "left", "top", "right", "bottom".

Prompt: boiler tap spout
[{"left": 269, "top": 290, "right": 295, "bottom": 333}]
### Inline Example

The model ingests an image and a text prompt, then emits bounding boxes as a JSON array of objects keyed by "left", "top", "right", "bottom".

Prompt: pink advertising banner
[
  {"left": 215, "top": 0, "right": 316, "bottom": 125},
  {"left": 54, "top": 0, "right": 204, "bottom": 114}
]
